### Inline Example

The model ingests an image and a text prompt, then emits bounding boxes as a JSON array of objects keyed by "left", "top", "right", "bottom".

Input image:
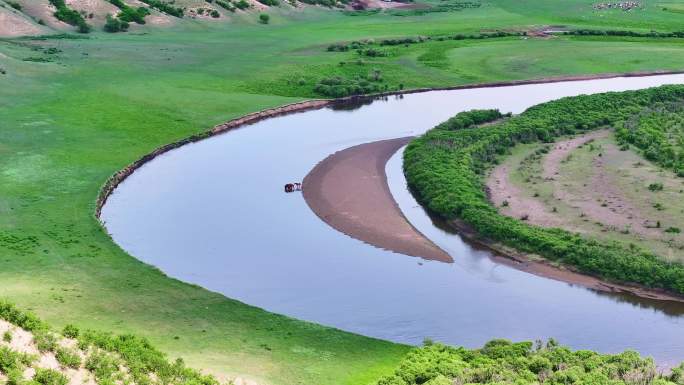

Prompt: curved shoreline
[
  {"left": 94, "top": 69, "right": 684, "bottom": 219},
  {"left": 446, "top": 219, "right": 684, "bottom": 303},
  {"left": 94, "top": 70, "right": 684, "bottom": 306},
  {"left": 302, "top": 138, "right": 453, "bottom": 263}
]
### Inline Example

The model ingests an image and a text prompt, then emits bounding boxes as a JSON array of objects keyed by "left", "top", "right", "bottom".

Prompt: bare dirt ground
[
  {"left": 13, "top": 0, "right": 67, "bottom": 29},
  {"left": 302, "top": 137, "right": 453, "bottom": 263},
  {"left": 488, "top": 162, "right": 565, "bottom": 227},
  {"left": 487, "top": 129, "right": 684, "bottom": 261},
  {"left": 0, "top": 7, "right": 46, "bottom": 37},
  {"left": 65, "top": 0, "right": 119, "bottom": 26}
]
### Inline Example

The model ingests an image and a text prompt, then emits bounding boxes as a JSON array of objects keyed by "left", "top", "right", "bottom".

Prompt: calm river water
[{"left": 102, "top": 74, "right": 684, "bottom": 367}]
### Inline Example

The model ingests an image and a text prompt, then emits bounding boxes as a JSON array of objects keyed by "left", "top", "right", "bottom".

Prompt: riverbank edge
[
  {"left": 301, "top": 137, "right": 453, "bottom": 263},
  {"left": 94, "top": 69, "right": 684, "bottom": 218},
  {"left": 94, "top": 70, "right": 684, "bottom": 306}
]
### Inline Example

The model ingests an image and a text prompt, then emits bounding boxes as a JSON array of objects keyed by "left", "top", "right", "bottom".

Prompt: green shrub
[
  {"left": 34, "top": 331, "right": 57, "bottom": 352},
  {"left": 103, "top": 14, "right": 130, "bottom": 33},
  {"left": 55, "top": 347, "right": 81, "bottom": 369},
  {"left": 33, "top": 368, "right": 68, "bottom": 385},
  {"left": 48, "top": 0, "right": 91, "bottom": 33},
  {"left": 137, "top": 0, "right": 184, "bottom": 17},
  {"left": 376, "top": 341, "right": 671, "bottom": 385},
  {"left": 2, "top": 330, "right": 11, "bottom": 343},
  {"left": 7, "top": 1, "right": 21, "bottom": 10},
  {"left": 235, "top": 0, "right": 250, "bottom": 9},
  {"left": 62, "top": 324, "right": 79, "bottom": 339},
  {"left": 259, "top": 13, "right": 270, "bottom": 23}
]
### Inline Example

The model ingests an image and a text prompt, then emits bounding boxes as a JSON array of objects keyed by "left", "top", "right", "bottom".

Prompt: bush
[
  {"left": 2, "top": 330, "right": 11, "bottom": 342},
  {"left": 62, "top": 324, "right": 79, "bottom": 339},
  {"left": 259, "top": 13, "right": 270, "bottom": 23},
  {"left": 55, "top": 347, "right": 81, "bottom": 369},
  {"left": 48, "top": 0, "right": 91, "bottom": 33},
  {"left": 376, "top": 341, "right": 671, "bottom": 385},
  {"left": 7, "top": 1, "right": 21, "bottom": 10},
  {"left": 137, "top": 0, "right": 184, "bottom": 17},
  {"left": 235, "top": 0, "right": 250, "bottom": 9},
  {"left": 33, "top": 368, "right": 68, "bottom": 385},
  {"left": 103, "top": 14, "right": 130, "bottom": 33}
]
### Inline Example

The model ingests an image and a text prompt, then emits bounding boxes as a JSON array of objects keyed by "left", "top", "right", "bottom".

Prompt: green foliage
[
  {"left": 34, "top": 331, "right": 57, "bottom": 353},
  {"left": 215, "top": 0, "right": 236, "bottom": 12},
  {"left": 0, "top": 301, "right": 48, "bottom": 333},
  {"left": 107, "top": 0, "right": 150, "bottom": 24},
  {"left": 33, "top": 368, "right": 68, "bottom": 385},
  {"left": 55, "top": 347, "right": 81, "bottom": 369},
  {"left": 234, "top": 0, "right": 250, "bottom": 9},
  {"left": 7, "top": 1, "right": 21, "bottom": 10},
  {"left": 314, "top": 68, "right": 389, "bottom": 97},
  {"left": 616, "top": 103, "right": 684, "bottom": 175},
  {"left": 258, "top": 0, "right": 279, "bottom": 5},
  {"left": 137, "top": 0, "right": 184, "bottom": 17},
  {"left": 436, "top": 109, "right": 507, "bottom": 131},
  {"left": 259, "top": 13, "right": 270, "bottom": 24},
  {"left": 2, "top": 330, "right": 11, "bottom": 343},
  {"left": 566, "top": 29, "right": 684, "bottom": 38},
  {"left": 376, "top": 341, "right": 675, "bottom": 385},
  {"left": 648, "top": 182, "right": 664, "bottom": 191},
  {"left": 61, "top": 325, "right": 79, "bottom": 339},
  {"left": 79, "top": 330, "right": 218, "bottom": 385},
  {"left": 103, "top": 14, "right": 130, "bottom": 33},
  {"left": 47, "top": 0, "right": 91, "bottom": 33},
  {"left": 404, "top": 85, "right": 684, "bottom": 295}
]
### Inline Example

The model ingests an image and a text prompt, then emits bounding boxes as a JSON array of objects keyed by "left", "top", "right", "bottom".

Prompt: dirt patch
[
  {"left": 0, "top": 7, "right": 46, "bottom": 37},
  {"left": 303, "top": 137, "right": 453, "bottom": 263},
  {"left": 488, "top": 163, "right": 565, "bottom": 227},
  {"left": 13, "top": 0, "right": 68, "bottom": 30}
]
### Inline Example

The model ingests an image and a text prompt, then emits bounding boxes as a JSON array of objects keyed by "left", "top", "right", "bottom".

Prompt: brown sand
[{"left": 302, "top": 137, "right": 453, "bottom": 263}]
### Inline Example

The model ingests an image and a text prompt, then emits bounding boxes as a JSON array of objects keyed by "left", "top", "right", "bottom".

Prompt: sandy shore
[{"left": 302, "top": 137, "right": 453, "bottom": 263}]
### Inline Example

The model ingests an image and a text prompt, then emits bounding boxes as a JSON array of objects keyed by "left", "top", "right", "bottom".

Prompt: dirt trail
[{"left": 302, "top": 137, "right": 453, "bottom": 263}]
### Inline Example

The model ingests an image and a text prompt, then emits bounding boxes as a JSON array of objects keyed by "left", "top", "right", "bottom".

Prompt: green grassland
[{"left": 3, "top": 1, "right": 684, "bottom": 384}]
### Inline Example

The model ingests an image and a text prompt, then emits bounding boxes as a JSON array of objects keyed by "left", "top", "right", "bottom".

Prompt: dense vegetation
[
  {"left": 138, "top": 0, "right": 184, "bottom": 17},
  {"left": 107, "top": 0, "right": 150, "bottom": 24},
  {"left": 616, "top": 103, "right": 684, "bottom": 175},
  {"left": 404, "top": 86, "right": 684, "bottom": 294},
  {"left": 376, "top": 340, "right": 684, "bottom": 385},
  {"left": 47, "top": 0, "right": 91, "bottom": 33},
  {"left": 104, "top": 14, "right": 130, "bottom": 33}
]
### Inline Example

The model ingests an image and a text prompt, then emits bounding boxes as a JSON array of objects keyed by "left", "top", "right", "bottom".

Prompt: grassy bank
[{"left": 3, "top": 1, "right": 684, "bottom": 383}]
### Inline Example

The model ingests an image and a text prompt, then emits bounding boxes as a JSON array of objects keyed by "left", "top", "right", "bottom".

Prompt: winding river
[{"left": 102, "top": 74, "right": 684, "bottom": 367}]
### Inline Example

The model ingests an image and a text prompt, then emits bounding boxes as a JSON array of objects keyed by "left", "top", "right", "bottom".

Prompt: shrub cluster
[
  {"left": 565, "top": 29, "right": 684, "bottom": 39},
  {"left": 108, "top": 0, "right": 150, "bottom": 24},
  {"left": 138, "top": 0, "right": 184, "bottom": 17},
  {"left": 404, "top": 85, "right": 684, "bottom": 294},
  {"left": 616, "top": 103, "right": 684, "bottom": 175},
  {"left": 376, "top": 340, "right": 683, "bottom": 385},
  {"left": 314, "top": 70, "right": 386, "bottom": 97},
  {"left": 326, "top": 31, "right": 526, "bottom": 52},
  {"left": 48, "top": 0, "right": 91, "bottom": 33},
  {"left": 437, "top": 109, "right": 507, "bottom": 131},
  {"left": 104, "top": 14, "right": 129, "bottom": 32}
]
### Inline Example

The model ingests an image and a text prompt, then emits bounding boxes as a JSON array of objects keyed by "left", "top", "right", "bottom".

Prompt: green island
[{"left": 3, "top": 0, "right": 684, "bottom": 384}]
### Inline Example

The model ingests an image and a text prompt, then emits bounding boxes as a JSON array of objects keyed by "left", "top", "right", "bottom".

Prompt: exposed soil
[
  {"left": 302, "top": 137, "right": 453, "bottom": 263},
  {"left": 488, "top": 163, "right": 565, "bottom": 227},
  {"left": 0, "top": 7, "right": 46, "bottom": 37}
]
